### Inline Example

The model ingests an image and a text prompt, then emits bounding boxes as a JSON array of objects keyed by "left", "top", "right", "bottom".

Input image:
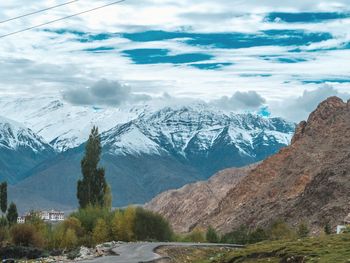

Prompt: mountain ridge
[
  {"left": 9, "top": 105, "right": 295, "bottom": 211},
  {"left": 147, "top": 96, "right": 350, "bottom": 234}
]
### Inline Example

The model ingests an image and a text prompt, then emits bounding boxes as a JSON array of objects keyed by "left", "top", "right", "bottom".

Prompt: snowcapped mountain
[
  {"left": 11, "top": 103, "right": 295, "bottom": 210},
  {"left": 101, "top": 104, "right": 295, "bottom": 175},
  {"left": 0, "top": 116, "right": 56, "bottom": 183},
  {"left": 0, "top": 97, "right": 146, "bottom": 151}
]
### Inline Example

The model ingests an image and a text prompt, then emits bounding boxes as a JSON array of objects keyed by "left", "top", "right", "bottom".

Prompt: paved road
[{"left": 82, "top": 242, "right": 242, "bottom": 263}]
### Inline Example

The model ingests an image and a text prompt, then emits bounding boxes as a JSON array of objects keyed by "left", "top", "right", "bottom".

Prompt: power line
[
  {"left": 0, "top": 0, "right": 80, "bottom": 24},
  {"left": 0, "top": 0, "right": 128, "bottom": 39}
]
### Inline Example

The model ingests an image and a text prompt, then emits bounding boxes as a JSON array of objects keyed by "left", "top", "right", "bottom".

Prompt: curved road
[{"left": 82, "top": 242, "right": 242, "bottom": 263}]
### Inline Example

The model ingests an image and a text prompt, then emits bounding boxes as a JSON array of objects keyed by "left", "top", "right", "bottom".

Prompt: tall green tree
[
  {"left": 0, "top": 182, "right": 7, "bottom": 214},
  {"left": 6, "top": 202, "right": 18, "bottom": 225},
  {"left": 77, "top": 126, "right": 107, "bottom": 208}
]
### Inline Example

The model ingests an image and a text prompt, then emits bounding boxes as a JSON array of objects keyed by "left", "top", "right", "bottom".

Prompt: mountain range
[
  {"left": 0, "top": 97, "right": 295, "bottom": 212},
  {"left": 146, "top": 97, "right": 350, "bottom": 234}
]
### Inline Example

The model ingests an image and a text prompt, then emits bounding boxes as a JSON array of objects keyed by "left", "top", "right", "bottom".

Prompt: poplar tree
[
  {"left": 0, "top": 182, "right": 7, "bottom": 214},
  {"left": 6, "top": 202, "right": 18, "bottom": 225},
  {"left": 77, "top": 126, "right": 107, "bottom": 208}
]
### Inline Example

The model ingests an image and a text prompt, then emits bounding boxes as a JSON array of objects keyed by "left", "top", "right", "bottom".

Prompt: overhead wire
[
  {"left": 0, "top": 0, "right": 80, "bottom": 24},
  {"left": 0, "top": 0, "right": 128, "bottom": 39}
]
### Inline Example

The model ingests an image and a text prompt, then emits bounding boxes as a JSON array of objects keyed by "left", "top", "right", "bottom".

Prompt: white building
[
  {"left": 17, "top": 210, "right": 65, "bottom": 224},
  {"left": 17, "top": 216, "right": 26, "bottom": 224},
  {"left": 45, "top": 210, "right": 65, "bottom": 222}
]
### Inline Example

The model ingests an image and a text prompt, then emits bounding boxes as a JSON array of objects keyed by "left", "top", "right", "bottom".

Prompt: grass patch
[
  {"left": 156, "top": 246, "right": 235, "bottom": 263},
  {"left": 218, "top": 233, "right": 350, "bottom": 262}
]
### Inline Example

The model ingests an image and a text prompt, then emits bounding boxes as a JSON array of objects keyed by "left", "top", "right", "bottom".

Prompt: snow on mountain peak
[
  {"left": 99, "top": 104, "right": 295, "bottom": 158},
  {"left": 0, "top": 116, "right": 51, "bottom": 152}
]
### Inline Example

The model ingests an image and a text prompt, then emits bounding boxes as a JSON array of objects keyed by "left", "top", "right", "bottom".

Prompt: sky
[{"left": 0, "top": 0, "right": 350, "bottom": 121}]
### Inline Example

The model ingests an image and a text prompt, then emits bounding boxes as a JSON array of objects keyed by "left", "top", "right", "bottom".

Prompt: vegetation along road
[{"left": 82, "top": 242, "right": 242, "bottom": 263}]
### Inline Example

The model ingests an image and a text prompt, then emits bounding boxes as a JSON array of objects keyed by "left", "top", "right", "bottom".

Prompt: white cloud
[
  {"left": 270, "top": 85, "right": 350, "bottom": 121},
  {"left": 0, "top": 0, "right": 350, "bottom": 120}
]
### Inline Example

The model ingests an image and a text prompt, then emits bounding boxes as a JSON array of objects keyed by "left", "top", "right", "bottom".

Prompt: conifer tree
[
  {"left": 6, "top": 202, "right": 18, "bottom": 225},
  {"left": 0, "top": 182, "right": 7, "bottom": 214},
  {"left": 77, "top": 126, "right": 107, "bottom": 208}
]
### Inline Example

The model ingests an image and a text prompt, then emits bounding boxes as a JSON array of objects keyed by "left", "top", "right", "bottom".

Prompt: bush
[
  {"left": 112, "top": 207, "right": 135, "bottom": 242},
  {"left": 70, "top": 205, "right": 112, "bottom": 233},
  {"left": 268, "top": 220, "right": 296, "bottom": 240},
  {"left": 0, "top": 226, "right": 9, "bottom": 245},
  {"left": 10, "top": 224, "right": 44, "bottom": 248},
  {"left": 0, "top": 216, "right": 8, "bottom": 227},
  {"left": 60, "top": 228, "right": 78, "bottom": 250},
  {"left": 206, "top": 226, "right": 219, "bottom": 243},
  {"left": 222, "top": 226, "right": 268, "bottom": 245},
  {"left": 134, "top": 208, "right": 173, "bottom": 242},
  {"left": 62, "top": 217, "right": 84, "bottom": 237},
  {"left": 297, "top": 221, "right": 310, "bottom": 238},
  {"left": 93, "top": 219, "right": 109, "bottom": 245},
  {"left": 221, "top": 225, "right": 249, "bottom": 244},
  {"left": 249, "top": 227, "right": 268, "bottom": 243},
  {"left": 324, "top": 222, "right": 332, "bottom": 235},
  {"left": 184, "top": 228, "right": 206, "bottom": 243}
]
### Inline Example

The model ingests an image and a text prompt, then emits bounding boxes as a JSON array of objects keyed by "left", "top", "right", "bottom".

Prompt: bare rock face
[
  {"left": 197, "top": 96, "right": 350, "bottom": 233},
  {"left": 145, "top": 165, "right": 256, "bottom": 233},
  {"left": 148, "top": 97, "right": 350, "bottom": 234}
]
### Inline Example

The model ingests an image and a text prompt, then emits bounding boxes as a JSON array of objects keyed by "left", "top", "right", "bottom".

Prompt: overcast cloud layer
[{"left": 0, "top": 0, "right": 350, "bottom": 121}]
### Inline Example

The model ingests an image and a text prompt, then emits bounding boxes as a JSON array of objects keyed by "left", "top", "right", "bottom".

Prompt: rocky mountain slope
[
  {"left": 11, "top": 105, "right": 294, "bottom": 210},
  {"left": 0, "top": 116, "right": 56, "bottom": 183},
  {"left": 145, "top": 164, "right": 257, "bottom": 233},
  {"left": 147, "top": 97, "right": 350, "bottom": 233}
]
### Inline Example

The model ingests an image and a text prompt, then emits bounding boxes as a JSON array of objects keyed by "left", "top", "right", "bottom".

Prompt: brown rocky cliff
[
  {"left": 145, "top": 165, "right": 256, "bottom": 233},
  {"left": 197, "top": 96, "right": 350, "bottom": 233},
  {"left": 147, "top": 97, "right": 350, "bottom": 234}
]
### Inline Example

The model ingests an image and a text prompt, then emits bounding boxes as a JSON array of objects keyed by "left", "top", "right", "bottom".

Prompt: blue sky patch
[
  {"left": 46, "top": 29, "right": 334, "bottom": 49},
  {"left": 83, "top": 47, "right": 115, "bottom": 53},
  {"left": 189, "top": 63, "right": 232, "bottom": 70},
  {"left": 265, "top": 12, "right": 350, "bottom": 23},
  {"left": 302, "top": 78, "right": 350, "bottom": 84},
  {"left": 122, "top": 30, "right": 333, "bottom": 49},
  {"left": 262, "top": 56, "right": 309, "bottom": 63},
  {"left": 121, "top": 48, "right": 213, "bottom": 64}
]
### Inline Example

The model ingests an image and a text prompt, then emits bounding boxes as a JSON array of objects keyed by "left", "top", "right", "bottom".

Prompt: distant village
[{"left": 17, "top": 210, "right": 65, "bottom": 224}]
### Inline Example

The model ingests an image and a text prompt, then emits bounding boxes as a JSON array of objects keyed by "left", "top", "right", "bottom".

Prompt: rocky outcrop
[
  {"left": 145, "top": 165, "right": 256, "bottom": 233},
  {"left": 148, "top": 97, "right": 350, "bottom": 234}
]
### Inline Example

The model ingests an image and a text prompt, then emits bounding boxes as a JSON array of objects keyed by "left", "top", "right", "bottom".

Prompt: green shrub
[
  {"left": 112, "top": 207, "right": 136, "bottom": 242},
  {"left": 206, "top": 226, "right": 219, "bottom": 243},
  {"left": 61, "top": 228, "right": 78, "bottom": 250},
  {"left": 297, "top": 221, "right": 310, "bottom": 238},
  {"left": 248, "top": 227, "right": 268, "bottom": 243},
  {"left": 324, "top": 222, "right": 332, "bottom": 235},
  {"left": 0, "top": 226, "right": 9, "bottom": 245},
  {"left": 93, "top": 218, "right": 109, "bottom": 245},
  {"left": 222, "top": 226, "right": 268, "bottom": 245},
  {"left": 183, "top": 228, "right": 206, "bottom": 243},
  {"left": 134, "top": 207, "right": 173, "bottom": 242},
  {"left": 0, "top": 216, "right": 8, "bottom": 227},
  {"left": 268, "top": 219, "right": 296, "bottom": 240},
  {"left": 70, "top": 205, "right": 112, "bottom": 233},
  {"left": 221, "top": 225, "right": 249, "bottom": 244}
]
